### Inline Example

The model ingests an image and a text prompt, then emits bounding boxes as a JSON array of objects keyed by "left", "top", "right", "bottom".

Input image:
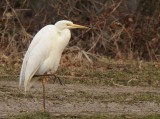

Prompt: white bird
[{"left": 19, "top": 20, "right": 88, "bottom": 111}]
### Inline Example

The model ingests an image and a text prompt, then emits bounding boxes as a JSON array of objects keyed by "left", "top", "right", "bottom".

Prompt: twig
[
  {"left": 111, "top": 78, "right": 125, "bottom": 87},
  {"left": 110, "top": 0, "right": 123, "bottom": 14},
  {"left": 5, "top": 0, "right": 32, "bottom": 38}
]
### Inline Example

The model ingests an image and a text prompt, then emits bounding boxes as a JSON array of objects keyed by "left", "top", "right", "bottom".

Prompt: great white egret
[{"left": 19, "top": 20, "right": 88, "bottom": 111}]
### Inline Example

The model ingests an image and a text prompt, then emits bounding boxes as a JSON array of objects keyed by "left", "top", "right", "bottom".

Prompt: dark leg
[
  {"left": 49, "top": 74, "right": 64, "bottom": 85},
  {"left": 51, "top": 75, "right": 64, "bottom": 85},
  {"left": 56, "top": 76, "right": 63, "bottom": 85},
  {"left": 42, "top": 78, "right": 46, "bottom": 112}
]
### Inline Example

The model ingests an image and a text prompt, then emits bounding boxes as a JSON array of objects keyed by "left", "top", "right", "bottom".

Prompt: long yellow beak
[{"left": 70, "top": 24, "right": 89, "bottom": 29}]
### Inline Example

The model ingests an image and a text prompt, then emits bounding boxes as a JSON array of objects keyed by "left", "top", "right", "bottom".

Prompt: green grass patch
[
  {"left": 7, "top": 113, "right": 160, "bottom": 119},
  {"left": 1, "top": 58, "right": 160, "bottom": 87}
]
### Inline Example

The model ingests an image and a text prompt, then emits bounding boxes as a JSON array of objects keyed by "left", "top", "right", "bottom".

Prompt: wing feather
[
  {"left": 19, "top": 27, "right": 45, "bottom": 87},
  {"left": 19, "top": 25, "right": 55, "bottom": 91}
]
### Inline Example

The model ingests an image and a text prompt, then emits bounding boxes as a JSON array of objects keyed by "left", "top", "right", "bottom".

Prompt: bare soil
[{"left": 0, "top": 80, "right": 160, "bottom": 118}]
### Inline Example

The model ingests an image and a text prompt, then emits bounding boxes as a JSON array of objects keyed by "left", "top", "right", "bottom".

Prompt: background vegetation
[{"left": 0, "top": 0, "right": 160, "bottom": 64}]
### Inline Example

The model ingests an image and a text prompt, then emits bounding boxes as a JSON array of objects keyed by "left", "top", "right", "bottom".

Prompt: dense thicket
[{"left": 0, "top": 0, "right": 160, "bottom": 61}]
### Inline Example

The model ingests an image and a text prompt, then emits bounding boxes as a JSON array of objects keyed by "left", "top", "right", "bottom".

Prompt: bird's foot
[{"left": 49, "top": 74, "right": 64, "bottom": 85}]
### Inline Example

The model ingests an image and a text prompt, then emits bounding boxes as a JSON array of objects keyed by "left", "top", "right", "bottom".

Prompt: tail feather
[{"left": 24, "top": 64, "right": 40, "bottom": 92}]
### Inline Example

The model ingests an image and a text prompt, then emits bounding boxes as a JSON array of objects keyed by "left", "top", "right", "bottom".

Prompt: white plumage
[{"left": 19, "top": 20, "right": 88, "bottom": 92}]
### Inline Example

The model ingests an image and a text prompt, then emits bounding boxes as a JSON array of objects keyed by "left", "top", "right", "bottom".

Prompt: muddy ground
[{"left": 0, "top": 80, "right": 160, "bottom": 118}]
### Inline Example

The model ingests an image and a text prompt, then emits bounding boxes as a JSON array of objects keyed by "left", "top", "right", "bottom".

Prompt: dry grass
[{"left": 0, "top": 52, "right": 160, "bottom": 87}]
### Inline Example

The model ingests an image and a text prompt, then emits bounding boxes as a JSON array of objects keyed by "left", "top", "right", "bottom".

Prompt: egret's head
[{"left": 55, "top": 20, "right": 88, "bottom": 30}]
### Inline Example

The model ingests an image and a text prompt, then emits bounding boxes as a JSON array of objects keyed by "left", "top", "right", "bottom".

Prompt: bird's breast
[
  {"left": 36, "top": 28, "right": 71, "bottom": 75},
  {"left": 36, "top": 49, "right": 61, "bottom": 74}
]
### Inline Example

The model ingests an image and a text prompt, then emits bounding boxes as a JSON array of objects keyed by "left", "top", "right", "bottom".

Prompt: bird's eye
[{"left": 66, "top": 23, "right": 70, "bottom": 26}]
